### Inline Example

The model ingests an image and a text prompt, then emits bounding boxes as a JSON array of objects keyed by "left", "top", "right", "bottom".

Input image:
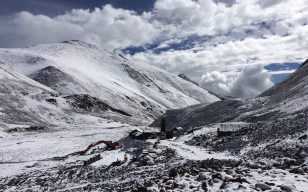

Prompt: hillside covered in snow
[{"left": 0, "top": 40, "right": 219, "bottom": 128}]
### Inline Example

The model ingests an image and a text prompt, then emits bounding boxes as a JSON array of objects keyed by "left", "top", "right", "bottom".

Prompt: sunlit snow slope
[
  {"left": 0, "top": 62, "right": 59, "bottom": 130},
  {"left": 0, "top": 40, "right": 219, "bottom": 126}
]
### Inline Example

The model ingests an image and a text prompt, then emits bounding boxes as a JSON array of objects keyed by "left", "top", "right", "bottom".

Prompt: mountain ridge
[{"left": 0, "top": 40, "right": 220, "bottom": 127}]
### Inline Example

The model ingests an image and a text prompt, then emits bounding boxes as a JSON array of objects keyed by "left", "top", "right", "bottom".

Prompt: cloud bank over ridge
[
  {"left": 200, "top": 65, "right": 274, "bottom": 98},
  {"left": 0, "top": 0, "right": 307, "bottom": 97}
]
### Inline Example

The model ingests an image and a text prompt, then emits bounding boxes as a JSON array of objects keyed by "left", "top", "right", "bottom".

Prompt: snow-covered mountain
[
  {"left": 0, "top": 62, "right": 139, "bottom": 132},
  {"left": 0, "top": 62, "right": 57, "bottom": 133},
  {"left": 0, "top": 40, "right": 219, "bottom": 127},
  {"left": 1, "top": 43, "right": 307, "bottom": 191},
  {"left": 151, "top": 59, "right": 308, "bottom": 131}
]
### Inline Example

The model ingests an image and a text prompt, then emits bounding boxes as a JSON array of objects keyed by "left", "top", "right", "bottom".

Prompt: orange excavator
[{"left": 81, "top": 140, "right": 120, "bottom": 155}]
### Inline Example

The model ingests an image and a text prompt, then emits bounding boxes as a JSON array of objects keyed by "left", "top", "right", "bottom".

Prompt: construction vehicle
[{"left": 81, "top": 140, "right": 120, "bottom": 155}]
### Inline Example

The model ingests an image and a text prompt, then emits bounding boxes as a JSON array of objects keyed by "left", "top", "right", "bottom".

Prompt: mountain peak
[
  {"left": 60, "top": 40, "right": 100, "bottom": 49},
  {"left": 178, "top": 74, "right": 199, "bottom": 86},
  {"left": 298, "top": 58, "right": 308, "bottom": 69},
  {"left": 61, "top": 40, "right": 86, "bottom": 44}
]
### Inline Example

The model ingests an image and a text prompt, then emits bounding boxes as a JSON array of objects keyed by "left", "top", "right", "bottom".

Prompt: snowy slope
[
  {"left": 0, "top": 40, "right": 219, "bottom": 125},
  {"left": 0, "top": 62, "right": 143, "bottom": 133},
  {"left": 0, "top": 62, "right": 59, "bottom": 129}
]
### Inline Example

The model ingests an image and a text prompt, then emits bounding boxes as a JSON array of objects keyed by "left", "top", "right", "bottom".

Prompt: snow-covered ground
[
  {"left": 0, "top": 125, "right": 221, "bottom": 178},
  {"left": 0, "top": 122, "right": 132, "bottom": 177},
  {"left": 1, "top": 123, "right": 307, "bottom": 191}
]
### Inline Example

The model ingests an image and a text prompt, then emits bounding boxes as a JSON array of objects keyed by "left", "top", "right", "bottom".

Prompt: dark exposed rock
[
  {"left": 46, "top": 98, "right": 57, "bottom": 105},
  {"left": 219, "top": 182, "right": 227, "bottom": 189},
  {"left": 289, "top": 167, "right": 301, "bottom": 174},
  {"left": 28, "top": 66, "right": 84, "bottom": 95},
  {"left": 202, "top": 181, "right": 208, "bottom": 191},
  {"left": 298, "top": 134, "right": 307, "bottom": 140},
  {"left": 6, "top": 126, "right": 44, "bottom": 133},
  {"left": 64, "top": 94, "right": 131, "bottom": 116},
  {"left": 211, "top": 173, "right": 222, "bottom": 180},
  {"left": 255, "top": 183, "right": 271, "bottom": 191},
  {"left": 265, "top": 182, "right": 275, "bottom": 186},
  {"left": 118, "top": 54, "right": 128, "bottom": 60},
  {"left": 228, "top": 177, "right": 249, "bottom": 184},
  {"left": 169, "top": 168, "right": 178, "bottom": 177},
  {"left": 178, "top": 74, "right": 199, "bottom": 86},
  {"left": 20, "top": 92, "right": 28, "bottom": 96},
  {"left": 136, "top": 186, "right": 147, "bottom": 192}
]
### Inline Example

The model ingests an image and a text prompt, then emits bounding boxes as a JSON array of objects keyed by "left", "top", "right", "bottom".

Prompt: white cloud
[
  {"left": 199, "top": 71, "right": 234, "bottom": 95},
  {"left": 1, "top": 0, "right": 307, "bottom": 52},
  {"left": 155, "top": 38, "right": 183, "bottom": 49},
  {"left": 156, "top": 44, "right": 169, "bottom": 49},
  {"left": 200, "top": 65, "right": 274, "bottom": 98},
  {"left": 0, "top": 0, "right": 307, "bottom": 98},
  {"left": 0, "top": 11, "right": 87, "bottom": 48},
  {"left": 270, "top": 70, "right": 296, "bottom": 75},
  {"left": 129, "top": 32, "right": 308, "bottom": 82},
  {"left": 0, "top": 5, "right": 159, "bottom": 50}
]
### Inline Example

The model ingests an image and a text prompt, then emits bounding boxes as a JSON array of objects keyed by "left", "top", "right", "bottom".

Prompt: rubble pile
[{"left": 187, "top": 112, "right": 308, "bottom": 161}]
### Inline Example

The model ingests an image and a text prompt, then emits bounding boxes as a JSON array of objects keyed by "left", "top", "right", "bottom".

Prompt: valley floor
[{"left": 0, "top": 124, "right": 308, "bottom": 191}]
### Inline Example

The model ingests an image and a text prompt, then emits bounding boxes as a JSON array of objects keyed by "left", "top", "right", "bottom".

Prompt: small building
[
  {"left": 129, "top": 128, "right": 143, "bottom": 136},
  {"left": 129, "top": 129, "right": 174, "bottom": 140},
  {"left": 216, "top": 122, "right": 250, "bottom": 137},
  {"left": 130, "top": 129, "right": 159, "bottom": 140},
  {"left": 166, "top": 132, "right": 173, "bottom": 139},
  {"left": 217, "top": 128, "right": 234, "bottom": 137},
  {"left": 172, "top": 127, "right": 183, "bottom": 132}
]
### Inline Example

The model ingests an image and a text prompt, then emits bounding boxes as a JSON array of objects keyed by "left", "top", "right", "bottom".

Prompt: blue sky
[
  {"left": 0, "top": 0, "right": 156, "bottom": 17},
  {"left": 0, "top": 0, "right": 307, "bottom": 98},
  {"left": 265, "top": 63, "right": 300, "bottom": 84}
]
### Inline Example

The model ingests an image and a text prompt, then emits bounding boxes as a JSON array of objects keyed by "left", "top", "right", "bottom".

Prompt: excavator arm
[
  {"left": 82, "top": 140, "right": 107, "bottom": 155},
  {"left": 81, "top": 140, "right": 121, "bottom": 155}
]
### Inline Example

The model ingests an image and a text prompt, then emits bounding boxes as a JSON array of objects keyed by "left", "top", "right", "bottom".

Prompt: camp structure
[{"left": 216, "top": 122, "right": 250, "bottom": 137}]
